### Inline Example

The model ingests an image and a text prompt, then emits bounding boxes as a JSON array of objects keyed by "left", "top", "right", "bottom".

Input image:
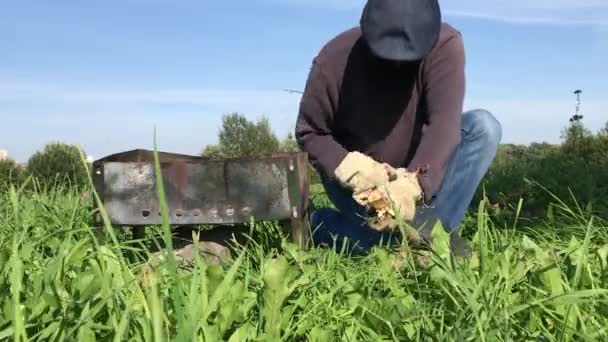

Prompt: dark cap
[{"left": 360, "top": 0, "right": 442, "bottom": 62}]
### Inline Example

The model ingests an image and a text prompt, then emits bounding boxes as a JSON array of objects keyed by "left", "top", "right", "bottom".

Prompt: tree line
[{"left": 2, "top": 110, "right": 606, "bottom": 224}]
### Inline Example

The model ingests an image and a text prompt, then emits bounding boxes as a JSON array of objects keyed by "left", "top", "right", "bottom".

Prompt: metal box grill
[{"left": 91, "top": 149, "right": 311, "bottom": 248}]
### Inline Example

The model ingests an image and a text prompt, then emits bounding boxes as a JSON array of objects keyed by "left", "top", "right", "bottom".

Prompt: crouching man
[{"left": 295, "top": 0, "right": 501, "bottom": 256}]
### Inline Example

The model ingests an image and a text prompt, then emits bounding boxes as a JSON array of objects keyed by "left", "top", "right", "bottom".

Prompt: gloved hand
[
  {"left": 334, "top": 151, "right": 394, "bottom": 192},
  {"left": 353, "top": 168, "right": 423, "bottom": 232}
]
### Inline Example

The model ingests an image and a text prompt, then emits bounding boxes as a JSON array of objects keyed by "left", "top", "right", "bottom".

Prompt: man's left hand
[{"left": 353, "top": 168, "right": 423, "bottom": 232}]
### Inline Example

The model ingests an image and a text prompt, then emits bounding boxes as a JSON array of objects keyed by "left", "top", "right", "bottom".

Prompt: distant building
[{"left": 0, "top": 150, "right": 7, "bottom": 161}]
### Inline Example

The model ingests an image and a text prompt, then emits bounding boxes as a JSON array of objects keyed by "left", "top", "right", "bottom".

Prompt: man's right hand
[{"left": 334, "top": 151, "right": 394, "bottom": 192}]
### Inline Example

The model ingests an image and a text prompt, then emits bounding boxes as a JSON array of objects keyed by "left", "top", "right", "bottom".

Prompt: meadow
[{"left": 1, "top": 146, "right": 608, "bottom": 341}]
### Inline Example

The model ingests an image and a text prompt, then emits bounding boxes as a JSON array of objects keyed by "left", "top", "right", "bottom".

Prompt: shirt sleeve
[
  {"left": 408, "top": 32, "right": 466, "bottom": 203},
  {"left": 295, "top": 58, "right": 349, "bottom": 177}
]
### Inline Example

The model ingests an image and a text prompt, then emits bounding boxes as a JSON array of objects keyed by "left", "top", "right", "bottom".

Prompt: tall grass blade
[{"left": 152, "top": 127, "right": 187, "bottom": 339}]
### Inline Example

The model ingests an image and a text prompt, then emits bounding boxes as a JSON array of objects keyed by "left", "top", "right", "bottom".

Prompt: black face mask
[
  {"left": 363, "top": 39, "right": 421, "bottom": 72},
  {"left": 381, "top": 58, "right": 420, "bottom": 70},
  {"left": 374, "top": 56, "right": 421, "bottom": 80}
]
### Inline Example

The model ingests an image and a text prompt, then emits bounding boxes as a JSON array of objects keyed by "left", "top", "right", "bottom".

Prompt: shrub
[
  {"left": 0, "top": 158, "right": 24, "bottom": 190},
  {"left": 26, "top": 142, "right": 89, "bottom": 189},
  {"left": 475, "top": 120, "right": 608, "bottom": 224}
]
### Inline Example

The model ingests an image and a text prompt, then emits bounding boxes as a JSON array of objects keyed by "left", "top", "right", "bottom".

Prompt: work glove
[
  {"left": 353, "top": 168, "right": 423, "bottom": 232},
  {"left": 334, "top": 151, "right": 394, "bottom": 192}
]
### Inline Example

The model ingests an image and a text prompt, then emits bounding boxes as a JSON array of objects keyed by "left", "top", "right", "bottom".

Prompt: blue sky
[{"left": 1, "top": 0, "right": 607, "bottom": 162}]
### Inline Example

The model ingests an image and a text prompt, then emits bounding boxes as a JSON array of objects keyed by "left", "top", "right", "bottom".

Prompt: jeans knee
[
  {"left": 463, "top": 109, "right": 502, "bottom": 147},
  {"left": 310, "top": 208, "right": 334, "bottom": 228}
]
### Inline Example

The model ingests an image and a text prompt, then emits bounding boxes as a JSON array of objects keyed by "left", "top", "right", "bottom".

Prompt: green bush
[
  {"left": 475, "top": 120, "right": 608, "bottom": 224},
  {"left": 26, "top": 142, "right": 89, "bottom": 190},
  {"left": 0, "top": 158, "right": 24, "bottom": 190}
]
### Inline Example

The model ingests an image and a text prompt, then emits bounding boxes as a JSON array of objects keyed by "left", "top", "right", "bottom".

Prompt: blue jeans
[{"left": 310, "top": 109, "right": 502, "bottom": 252}]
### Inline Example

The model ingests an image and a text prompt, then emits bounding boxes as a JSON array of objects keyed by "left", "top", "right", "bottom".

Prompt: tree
[
  {"left": 200, "top": 114, "right": 324, "bottom": 184},
  {"left": 561, "top": 120, "right": 593, "bottom": 145},
  {"left": 26, "top": 142, "right": 89, "bottom": 189},
  {"left": 201, "top": 113, "right": 280, "bottom": 158},
  {"left": 279, "top": 132, "right": 300, "bottom": 153}
]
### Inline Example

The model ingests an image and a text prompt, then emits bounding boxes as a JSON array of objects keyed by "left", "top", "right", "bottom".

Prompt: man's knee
[{"left": 462, "top": 109, "right": 502, "bottom": 147}]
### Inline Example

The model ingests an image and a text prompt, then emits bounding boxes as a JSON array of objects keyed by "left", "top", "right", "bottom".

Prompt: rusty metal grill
[{"left": 91, "top": 149, "right": 311, "bottom": 247}]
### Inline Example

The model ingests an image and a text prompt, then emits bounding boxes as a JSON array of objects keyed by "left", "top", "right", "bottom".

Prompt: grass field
[{"left": 1, "top": 156, "right": 608, "bottom": 341}]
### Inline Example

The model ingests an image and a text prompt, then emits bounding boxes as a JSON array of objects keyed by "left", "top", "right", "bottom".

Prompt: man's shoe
[{"left": 449, "top": 234, "right": 472, "bottom": 259}]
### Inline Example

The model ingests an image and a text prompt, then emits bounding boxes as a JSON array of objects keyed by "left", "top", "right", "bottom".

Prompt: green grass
[{"left": 1, "top": 152, "right": 608, "bottom": 341}]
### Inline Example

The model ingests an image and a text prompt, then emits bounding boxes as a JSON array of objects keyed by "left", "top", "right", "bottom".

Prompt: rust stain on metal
[{"left": 166, "top": 161, "right": 189, "bottom": 196}]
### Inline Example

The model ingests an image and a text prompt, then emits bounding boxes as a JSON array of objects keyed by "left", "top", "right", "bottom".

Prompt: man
[{"left": 295, "top": 0, "right": 501, "bottom": 256}]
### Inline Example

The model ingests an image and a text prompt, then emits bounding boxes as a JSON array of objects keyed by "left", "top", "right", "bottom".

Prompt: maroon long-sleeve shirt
[{"left": 295, "top": 23, "right": 465, "bottom": 202}]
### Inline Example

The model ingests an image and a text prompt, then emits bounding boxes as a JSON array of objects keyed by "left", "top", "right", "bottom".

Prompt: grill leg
[
  {"left": 286, "top": 215, "right": 311, "bottom": 250},
  {"left": 128, "top": 226, "right": 147, "bottom": 262},
  {"left": 133, "top": 226, "right": 146, "bottom": 241}
]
